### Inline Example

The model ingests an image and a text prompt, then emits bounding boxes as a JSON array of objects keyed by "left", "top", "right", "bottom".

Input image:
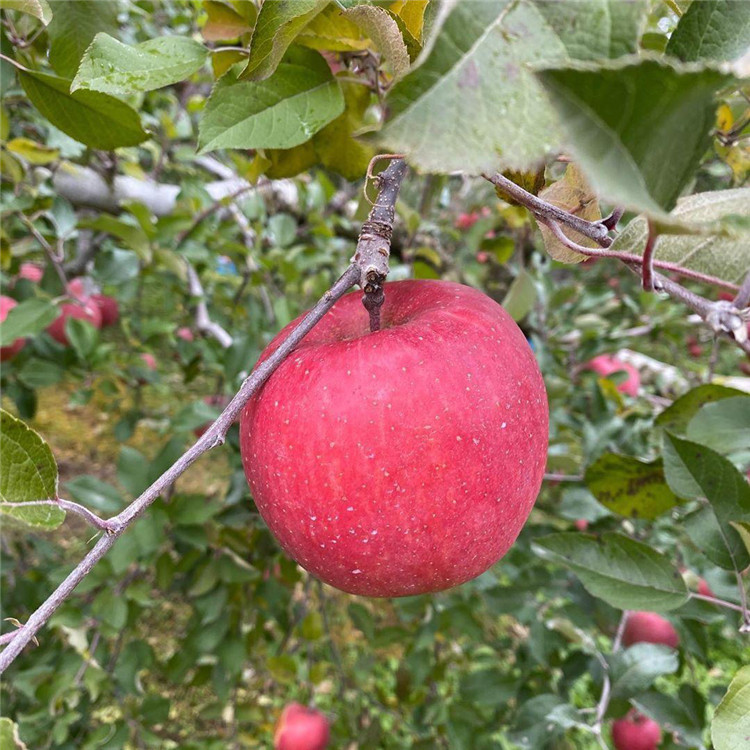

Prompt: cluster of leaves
[{"left": 1, "top": 0, "right": 749, "bottom": 749}]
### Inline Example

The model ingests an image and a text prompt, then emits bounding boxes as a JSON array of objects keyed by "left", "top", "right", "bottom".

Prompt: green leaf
[
  {"left": 0, "top": 717, "right": 28, "bottom": 750},
  {"left": 502, "top": 270, "right": 537, "bottom": 321},
  {"left": 80, "top": 214, "right": 151, "bottom": 261},
  {"left": 0, "top": 0, "right": 52, "bottom": 24},
  {"left": 199, "top": 46, "right": 344, "bottom": 153},
  {"left": 65, "top": 316, "right": 99, "bottom": 360},
  {"left": 536, "top": 57, "right": 733, "bottom": 215},
  {"left": 533, "top": 532, "right": 689, "bottom": 611},
  {"left": 585, "top": 454, "right": 679, "bottom": 520},
  {"left": 241, "top": 0, "right": 328, "bottom": 81},
  {"left": 0, "top": 298, "right": 59, "bottom": 341},
  {"left": 18, "top": 70, "right": 148, "bottom": 150},
  {"left": 686, "top": 396, "right": 750, "bottom": 455},
  {"left": 92, "top": 588, "right": 128, "bottom": 629},
  {"left": 663, "top": 433, "right": 750, "bottom": 571},
  {"left": 377, "top": 0, "right": 645, "bottom": 174},
  {"left": 72, "top": 34, "right": 208, "bottom": 95},
  {"left": 343, "top": 4, "right": 410, "bottom": 80},
  {"left": 655, "top": 383, "right": 748, "bottom": 435},
  {"left": 611, "top": 189, "right": 750, "bottom": 286},
  {"left": 47, "top": 0, "right": 118, "bottom": 78},
  {"left": 65, "top": 475, "right": 123, "bottom": 514},
  {"left": 633, "top": 690, "right": 705, "bottom": 748},
  {"left": 609, "top": 643, "right": 679, "bottom": 699},
  {"left": 712, "top": 665, "right": 750, "bottom": 750},
  {"left": 731, "top": 521, "right": 750, "bottom": 558},
  {"left": 202, "top": 0, "right": 255, "bottom": 42},
  {"left": 16, "top": 358, "right": 64, "bottom": 389},
  {"left": 0, "top": 409, "right": 63, "bottom": 528},
  {"left": 667, "top": 0, "right": 750, "bottom": 63},
  {"left": 459, "top": 669, "right": 518, "bottom": 707},
  {"left": 296, "top": 3, "right": 369, "bottom": 51}
]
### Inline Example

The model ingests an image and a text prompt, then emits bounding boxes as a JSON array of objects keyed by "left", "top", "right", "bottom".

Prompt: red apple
[
  {"left": 91, "top": 293, "right": 119, "bottom": 327},
  {"left": 612, "top": 711, "right": 662, "bottom": 750},
  {"left": 718, "top": 291, "right": 734, "bottom": 302},
  {"left": 574, "top": 519, "right": 588, "bottom": 531},
  {"left": 274, "top": 703, "right": 329, "bottom": 750},
  {"left": 584, "top": 354, "right": 640, "bottom": 397},
  {"left": 239, "top": 280, "right": 549, "bottom": 597},
  {"left": 46, "top": 299, "right": 102, "bottom": 346},
  {"left": 622, "top": 611, "right": 679, "bottom": 649},
  {"left": 140, "top": 353, "right": 157, "bottom": 370},
  {"left": 455, "top": 212, "right": 480, "bottom": 230},
  {"left": 0, "top": 296, "right": 25, "bottom": 361},
  {"left": 176, "top": 327, "right": 195, "bottom": 342},
  {"left": 476, "top": 251, "right": 490, "bottom": 264},
  {"left": 697, "top": 578, "right": 715, "bottom": 598},
  {"left": 67, "top": 277, "right": 89, "bottom": 301},
  {"left": 18, "top": 263, "right": 43, "bottom": 283}
]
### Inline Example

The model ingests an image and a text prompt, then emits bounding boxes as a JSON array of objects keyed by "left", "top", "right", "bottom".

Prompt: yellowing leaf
[
  {"left": 202, "top": 0, "right": 254, "bottom": 42},
  {"left": 536, "top": 163, "right": 601, "bottom": 263},
  {"left": 343, "top": 5, "right": 410, "bottom": 80},
  {"left": 6, "top": 137, "right": 60, "bottom": 164},
  {"left": 716, "top": 103, "right": 734, "bottom": 131},
  {"left": 297, "top": 4, "right": 369, "bottom": 52},
  {"left": 212, "top": 48, "right": 246, "bottom": 78},
  {"left": 390, "top": 0, "right": 428, "bottom": 41}
]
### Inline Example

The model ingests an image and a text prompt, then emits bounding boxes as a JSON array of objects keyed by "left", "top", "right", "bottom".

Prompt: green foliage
[{"left": 711, "top": 665, "right": 750, "bottom": 750}]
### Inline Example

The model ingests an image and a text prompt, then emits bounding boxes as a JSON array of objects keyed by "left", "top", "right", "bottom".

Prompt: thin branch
[
  {"left": 543, "top": 473, "right": 583, "bottom": 483},
  {"left": 1, "top": 499, "right": 115, "bottom": 532},
  {"left": 185, "top": 262, "right": 233, "bottom": 348},
  {"left": 689, "top": 591, "right": 745, "bottom": 614},
  {"left": 600, "top": 207, "right": 624, "bottom": 231},
  {"left": 641, "top": 220, "right": 656, "bottom": 291},
  {"left": 592, "top": 611, "right": 628, "bottom": 741},
  {"left": 735, "top": 270, "right": 750, "bottom": 309},
  {"left": 483, "top": 172, "right": 611, "bottom": 246},
  {"left": 0, "top": 52, "right": 30, "bottom": 72},
  {"left": 16, "top": 213, "right": 69, "bottom": 290},
  {"left": 0, "top": 158, "right": 406, "bottom": 673}
]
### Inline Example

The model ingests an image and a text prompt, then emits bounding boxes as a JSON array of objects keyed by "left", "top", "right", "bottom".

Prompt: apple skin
[
  {"left": 240, "top": 280, "right": 549, "bottom": 597},
  {"left": 67, "top": 277, "right": 89, "bottom": 301},
  {"left": 0, "top": 296, "right": 25, "bottom": 361},
  {"left": 18, "top": 263, "right": 43, "bottom": 283},
  {"left": 697, "top": 578, "right": 715, "bottom": 598},
  {"left": 455, "top": 211, "right": 480, "bottom": 230},
  {"left": 140, "top": 353, "right": 157, "bottom": 370},
  {"left": 274, "top": 703, "right": 330, "bottom": 750},
  {"left": 574, "top": 519, "right": 589, "bottom": 531},
  {"left": 92, "top": 294, "right": 119, "bottom": 327},
  {"left": 584, "top": 354, "right": 640, "bottom": 397},
  {"left": 47, "top": 299, "right": 102, "bottom": 346},
  {"left": 622, "top": 611, "right": 679, "bottom": 649},
  {"left": 612, "top": 712, "right": 662, "bottom": 750}
]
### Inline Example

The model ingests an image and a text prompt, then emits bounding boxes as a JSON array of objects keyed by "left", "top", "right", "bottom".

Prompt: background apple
[
  {"left": 274, "top": 703, "right": 329, "bottom": 750},
  {"left": 697, "top": 578, "right": 715, "bottom": 598},
  {"left": 67, "top": 277, "right": 90, "bottom": 301},
  {"left": 612, "top": 711, "right": 662, "bottom": 750},
  {"left": 176, "top": 327, "right": 195, "bottom": 342},
  {"left": 91, "top": 293, "right": 119, "bottom": 327},
  {"left": 46, "top": 299, "right": 102, "bottom": 346},
  {"left": 18, "top": 263, "right": 43, "bottom": 283},
  {"left": 584, "top": 354, "right": 640, "bottom": 397},
  {"left": 0, "top": 296, "right": 25, "bottom": 361},
  {"left": 240, "top": 280, "right": 548, "bottom": 597},
  {"left": 622, "top": 611, "right": 679, "bottom": 649},
  {"left": 574, "top": 519, "right": 589, "bottom": 531}
]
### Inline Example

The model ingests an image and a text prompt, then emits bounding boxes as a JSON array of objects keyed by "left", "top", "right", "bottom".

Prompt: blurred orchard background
[{"left": 0, "top": 1, "right": 749, "bottom": 749}]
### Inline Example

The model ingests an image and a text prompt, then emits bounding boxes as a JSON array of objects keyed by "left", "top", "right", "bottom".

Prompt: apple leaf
[
  {"left": 633, "top": 691, "right": 706, "bottom": 749},
  {"left": 199, "top": 47, "right": 344, "bottom": 153},
  {"left": 201, "top": 0, "right": 255, "bottom": 42},
  {"left": 610, "top": 188, "right": 750, "bottom": 286},
  {"left": 1, "top": 0, "right": 51, "bottom": 24},
  {"left": 296, "top": 4, "right": 369, "bottom": 52},
  {"left": 686, "top": 396, "right": 750, "bottom": 455},
  {"left": 47, "top": 0, "right": 118, "bottom": 78},
  {"left": 666, "top": 0, "right": 750, "bottom": 63},
  {"left": 0, "top": 299, "right": 59, "bottom": 341},
  {"left": 0, "top": 409, "right": 63, "bottom": 529},
  {"left": 584, "top": 454, "right": 680, "bottom": 520},
  {"left": 608, "top": 643, "right": 679, "bottom": 699},
  {"left": 389, "top": 0, "right": 428, "bottom": 42},
  {"left": 712, "top": 666, "right": 750, "bottom": 750},
  {"left": 6, "top": 137, "right": 59, "bottom": 165},
  {"left": 240, "top": 0, "right": 329, "bottom": 81},
  {"left": 18, "top": 70, "right": 148, "bottom": 150},
  {"left": 655, "top": 383, "right": 748, "bottom": 436},
  {"left": 532, "top": 532, "right": 689, "bottom": 611},
  {"left": 731, "top": 522, "right": 750, "bottom": 558},
  {"left": 663, "top": 433, "right": 750, "bottom": 572},
  {"left": 0, "top": 718, "right": 27, "bottom": 750},
  {"left": 536, "top": 163, "right": 601, "bottom": 263},
  {"left": 343, "top": 5, "right": 410, "bottom": 80},
  {"left": 535, "top": 58, "right": 733, "bottom": 216},
  {"left": 502, "top": 270, "right": 537, "bottom": 321},
  {"left": 72, "top": 34, "right": 209, "bottom": 95},
  {"left": 80, "top": 215, "right": 151, "bottom": 261}
]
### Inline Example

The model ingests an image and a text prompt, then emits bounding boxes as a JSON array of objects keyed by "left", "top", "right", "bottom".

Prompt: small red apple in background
[
  {"left": 574, "top": 519, "right": 588, "bottom": 531},
  {"left": 0, "top": 296, "right": 26, "bottom": 361},
  {"left": 240, "top": 280, "right": 548, "bottom": 597},
  {"left": 67, "top": 277, "right": 89, "bottom": 301},
  {"left": 718, "top": 291, "right": 734, "bottom": 302},
  {"left": 622, "top": 611, "right": 679, "bottom": 649},
  {"left": 476, "top": 251, "right": 490, "bottom": 264},
  {"left": 455, "top": 212, "right": 480, "bottom": 230},
  {"left": 91, "top": 294, "right": 119, "bottom": 327},
  {"left": 274, "top": 703, "right": 329, "bottom": 750},
  {"left": 584, "top": 354, "right": 640, "bottom": 397},
  {"left": 686, "top": 336, "right": 702, "bottom": 358},
  {"left": 612, "top": 711, "right": 662, "bottom": 750},
  {"left": 176, "top": 327, "right": 195, "bottom": 342},
  {"left": 46, "top": 299, "right": 102, "bottom": 346},
  {"left": 140, "top": 353, "right": 157, "bottom": 371},
  {"left": 696, "top": 578, "right": 715, "bottom": 598},
  {"left": 18, "top": 263, "right": 43, "bottom": 283}
]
